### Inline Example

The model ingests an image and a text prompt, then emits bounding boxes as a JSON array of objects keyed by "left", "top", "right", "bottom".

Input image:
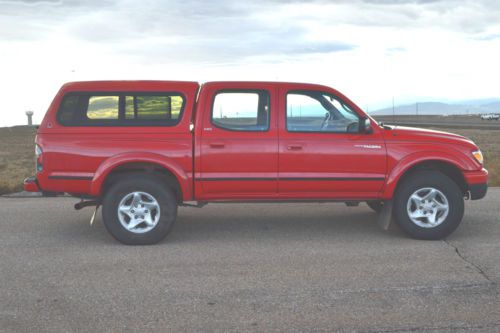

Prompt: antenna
[
  {"left": 25, "top": 111, "right": 34, "bottom": 126},
  {"left": 392, "top": 96, "right": 395, "bottom": 123}
]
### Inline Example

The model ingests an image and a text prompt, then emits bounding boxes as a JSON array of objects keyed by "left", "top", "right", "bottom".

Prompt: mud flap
[
  {"left": 90, "top": 205, "right": 100, "bottom": 226},
  {"left": 377, "top": 200, "right": 393, "bottom": 230}
]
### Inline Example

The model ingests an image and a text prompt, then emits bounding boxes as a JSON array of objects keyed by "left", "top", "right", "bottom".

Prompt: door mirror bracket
[{"left": 362, "top": 117, "right": 373, "bottom": 134}]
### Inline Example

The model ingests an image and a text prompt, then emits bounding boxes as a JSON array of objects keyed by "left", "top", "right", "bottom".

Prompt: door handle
[
  {"left": 209, "top": 142, "right": 225, "bottom": 149},
  {"left": 287, "top": 145, "right": 303, "bottom": 151}
]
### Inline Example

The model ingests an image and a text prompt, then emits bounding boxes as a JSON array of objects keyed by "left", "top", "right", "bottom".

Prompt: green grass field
[{"left": 0, "top": 125, "right": 498, "bottom": 195}]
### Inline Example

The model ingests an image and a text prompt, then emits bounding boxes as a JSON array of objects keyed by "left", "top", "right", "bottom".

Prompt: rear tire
[
  {"left": 102, "top": 174, "right": 177, "bottom": 245},
  {"left": 393, "top": 170, "right": 464, "bottom": 240}
]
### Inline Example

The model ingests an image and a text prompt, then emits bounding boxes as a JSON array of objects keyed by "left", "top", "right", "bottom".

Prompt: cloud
[
  {"left": 361, "top": 0, "right": 443, "bottom": 4},
  {"left": 274, "top": 0, "right": 500, "bottom": 34},
  {"left": 2, "top": 0, "right": 500, "bottom": 47},
  {"left": 0, "top": 0, "right": 357, "bottom": 63},
  {"left": 1, "top": 0, "right": 500, "bottom": 126},
  {"left": 475, "top": 33, "right": 500, "bottom": 41}
]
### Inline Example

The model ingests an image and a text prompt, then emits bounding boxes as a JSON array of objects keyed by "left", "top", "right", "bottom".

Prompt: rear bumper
[
  {"left": 23, "top": 176, "right": 40, "bottom": 192},
  {"left": 464, "top": 168, "right": 488, "bottom": 200}
]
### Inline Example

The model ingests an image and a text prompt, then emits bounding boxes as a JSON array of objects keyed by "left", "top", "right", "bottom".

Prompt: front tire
[
  {"left": 393, "top": 170, "right": 464, "bottom": 240},
  {"left": 102, "top": 174, "right": 177, "bottom": 245}
]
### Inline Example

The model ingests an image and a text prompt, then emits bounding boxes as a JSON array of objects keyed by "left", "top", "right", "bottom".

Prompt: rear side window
[
  {"left": 57, "top": 92, "right": 185, "bottom": 126},
  {"left": 125, "top": 95, "right": 183, "bottom": 120},
  {"left": 87, "top": 96, "right": 119, "bottom": 119},
  {"left": 211, "top": 90, "right": 269, "bottom": 131}
]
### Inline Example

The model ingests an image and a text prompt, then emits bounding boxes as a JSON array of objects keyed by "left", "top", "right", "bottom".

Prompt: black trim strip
[
  {"left": 196, "top": 177, "right": 274, "bottom": 181},
  {"left": 280, "top": 177, "right": 385, "bottom": 181},
  {"left": 196, "top": 177, "right": 384, "bottom": 182},
  {"left": 48, "top": 176, "right": 93, "bottom": 181}
]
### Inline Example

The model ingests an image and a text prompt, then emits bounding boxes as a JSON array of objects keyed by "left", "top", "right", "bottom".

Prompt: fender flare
[
  {"left": 382, "top": 150, "right": 475, "bottom": 199},
  {"left": 89, "top": 152, "right": 192, "bottom": 200}
]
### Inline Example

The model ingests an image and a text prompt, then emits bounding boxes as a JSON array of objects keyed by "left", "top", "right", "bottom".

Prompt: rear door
[
  {"left": 278, "top": 87, "right": 387, "bottom": 199},
  {"left": 195, "top": 82, "right": 278, "bottom": 200}
]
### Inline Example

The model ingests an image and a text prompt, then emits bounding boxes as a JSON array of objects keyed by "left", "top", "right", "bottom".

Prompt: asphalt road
[{"left": 0, "top": 190, "right": 499, "bottom": 332}]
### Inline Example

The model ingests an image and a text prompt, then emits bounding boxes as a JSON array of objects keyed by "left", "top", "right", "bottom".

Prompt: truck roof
[
  {"left": 60, "top": 80, "right": 200, "bottom": 92},
  {"left": 60, "top": 80, "right": 335, "bottom": 93}
]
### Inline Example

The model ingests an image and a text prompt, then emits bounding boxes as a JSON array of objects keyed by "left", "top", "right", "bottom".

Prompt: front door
[
  {"left": 278, "top": 88, "right": 387, "bottom": 199},
  {"left": 197, "top": 83, "right": 278, "bottom": 200}
]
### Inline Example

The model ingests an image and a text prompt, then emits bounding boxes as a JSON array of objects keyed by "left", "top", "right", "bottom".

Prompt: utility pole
[{"left": 416, "top": 102, "right": 419, "bottom": 118}]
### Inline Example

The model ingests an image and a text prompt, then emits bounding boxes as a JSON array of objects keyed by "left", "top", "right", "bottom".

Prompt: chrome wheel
[
  {"left": 117, "top": 191, "right": 160, "bottom": 234},
  {"left": 406, "top": 187, "right": 449, "bottom": 228}
]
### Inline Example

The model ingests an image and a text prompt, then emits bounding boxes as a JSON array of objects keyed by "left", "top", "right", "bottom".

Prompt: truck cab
[{"left": 24, "top": 81, "right": 488, "bottom": 244}]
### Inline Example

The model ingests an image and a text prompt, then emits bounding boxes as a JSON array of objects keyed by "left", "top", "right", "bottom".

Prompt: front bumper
[
  {"left": 23, "top": 176, "right": 40, "bottom": 192},
  {"left": 464, "top": 168, "right": 488, "bottom": 200},
  {"left": 468, "top": 183, "right": 488, "bottom": 200}
]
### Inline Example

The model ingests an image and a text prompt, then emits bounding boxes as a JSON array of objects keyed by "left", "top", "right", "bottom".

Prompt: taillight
[
  {"left": 35, "top": 144, "right": 43, "bottom": 172},
  {"left": 35, "top": 144, "right": 42, "bottom": 157}
]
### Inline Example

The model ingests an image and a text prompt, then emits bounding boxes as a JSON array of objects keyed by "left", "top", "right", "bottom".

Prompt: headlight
[{"left": 472, "top": 150, "right": 483, "bottom": 164}]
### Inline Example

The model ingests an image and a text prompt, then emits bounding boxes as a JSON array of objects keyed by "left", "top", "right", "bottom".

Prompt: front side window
[
  {"left": 212, "top": 91, "right": 269, "bottom": 131},
  {"left": 286, "top": 91, "right": 360, "bottom": 133},
  {"left": 57, "top": 92, "right": 185, "bottom": 126}
]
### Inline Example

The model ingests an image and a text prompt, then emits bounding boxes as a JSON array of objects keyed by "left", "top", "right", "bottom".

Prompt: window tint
[
  {"left": 286, "top": 92, "right": 359, "bottom": 133},
  {"left": 125, "top": 96, "right": 134, "bottom": 120},
  {"left": 58, "top": 95, "right": 80, "bottom": 125},
  {"left": 125, "top": 95, "right": 183, "bottom": 120},
  {"left": 87, "top": 96, "right": 119, "bottom": 119},
  {"left": 57, "top": 92, "right": 185, "bottom": 126},
  {"left": 212, "top": 91, "right": 269, "bottom": 131}
]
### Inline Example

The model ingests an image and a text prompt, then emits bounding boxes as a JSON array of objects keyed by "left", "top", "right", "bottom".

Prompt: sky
[{"left": 1, "top": 0, "right": 500, "bottom": 126}]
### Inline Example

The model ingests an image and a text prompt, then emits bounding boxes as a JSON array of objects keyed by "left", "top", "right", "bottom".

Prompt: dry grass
[
  {"left": 0, "top": 126, "right": 36, "bottom": 195},
  {"left": 0, "top": 125, "right": 498, "bottom": 195},
  {"left": 437, "top": 128, "right": 500, "bottom": 186}
]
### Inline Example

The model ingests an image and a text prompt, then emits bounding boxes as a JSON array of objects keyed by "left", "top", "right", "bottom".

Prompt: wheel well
[
  {"left": 101, "top": 162, "right": 183, "bottom": 203},
  {"left": 396, "top": 160, "right": 467, "bottom": 194}
]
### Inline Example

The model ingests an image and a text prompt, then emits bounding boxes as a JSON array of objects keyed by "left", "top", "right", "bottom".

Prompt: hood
[{"left": 387, "top": 126, "right": 477, "bottom": 148}]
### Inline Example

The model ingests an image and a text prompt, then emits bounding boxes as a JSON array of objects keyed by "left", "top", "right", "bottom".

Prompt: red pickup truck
[{"left": 24, "top": 81, "right": 488, "bottom": 244}]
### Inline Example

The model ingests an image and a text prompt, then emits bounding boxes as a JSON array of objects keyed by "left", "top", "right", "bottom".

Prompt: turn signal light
[{"left": 472, "top": 150, "right": 483, "bottom": 165}]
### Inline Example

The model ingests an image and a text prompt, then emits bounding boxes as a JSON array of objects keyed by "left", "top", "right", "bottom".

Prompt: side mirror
[{"left": 362, "top": 117, "right": 373, "bottom": 134}]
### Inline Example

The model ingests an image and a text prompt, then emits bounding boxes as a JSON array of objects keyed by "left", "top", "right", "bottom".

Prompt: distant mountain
[
  {"left": 455, "top": 98, "right": 500, "bottom": 105},
  {"left": 370, "top": 99, "right": 500, "bottom": 116}
]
